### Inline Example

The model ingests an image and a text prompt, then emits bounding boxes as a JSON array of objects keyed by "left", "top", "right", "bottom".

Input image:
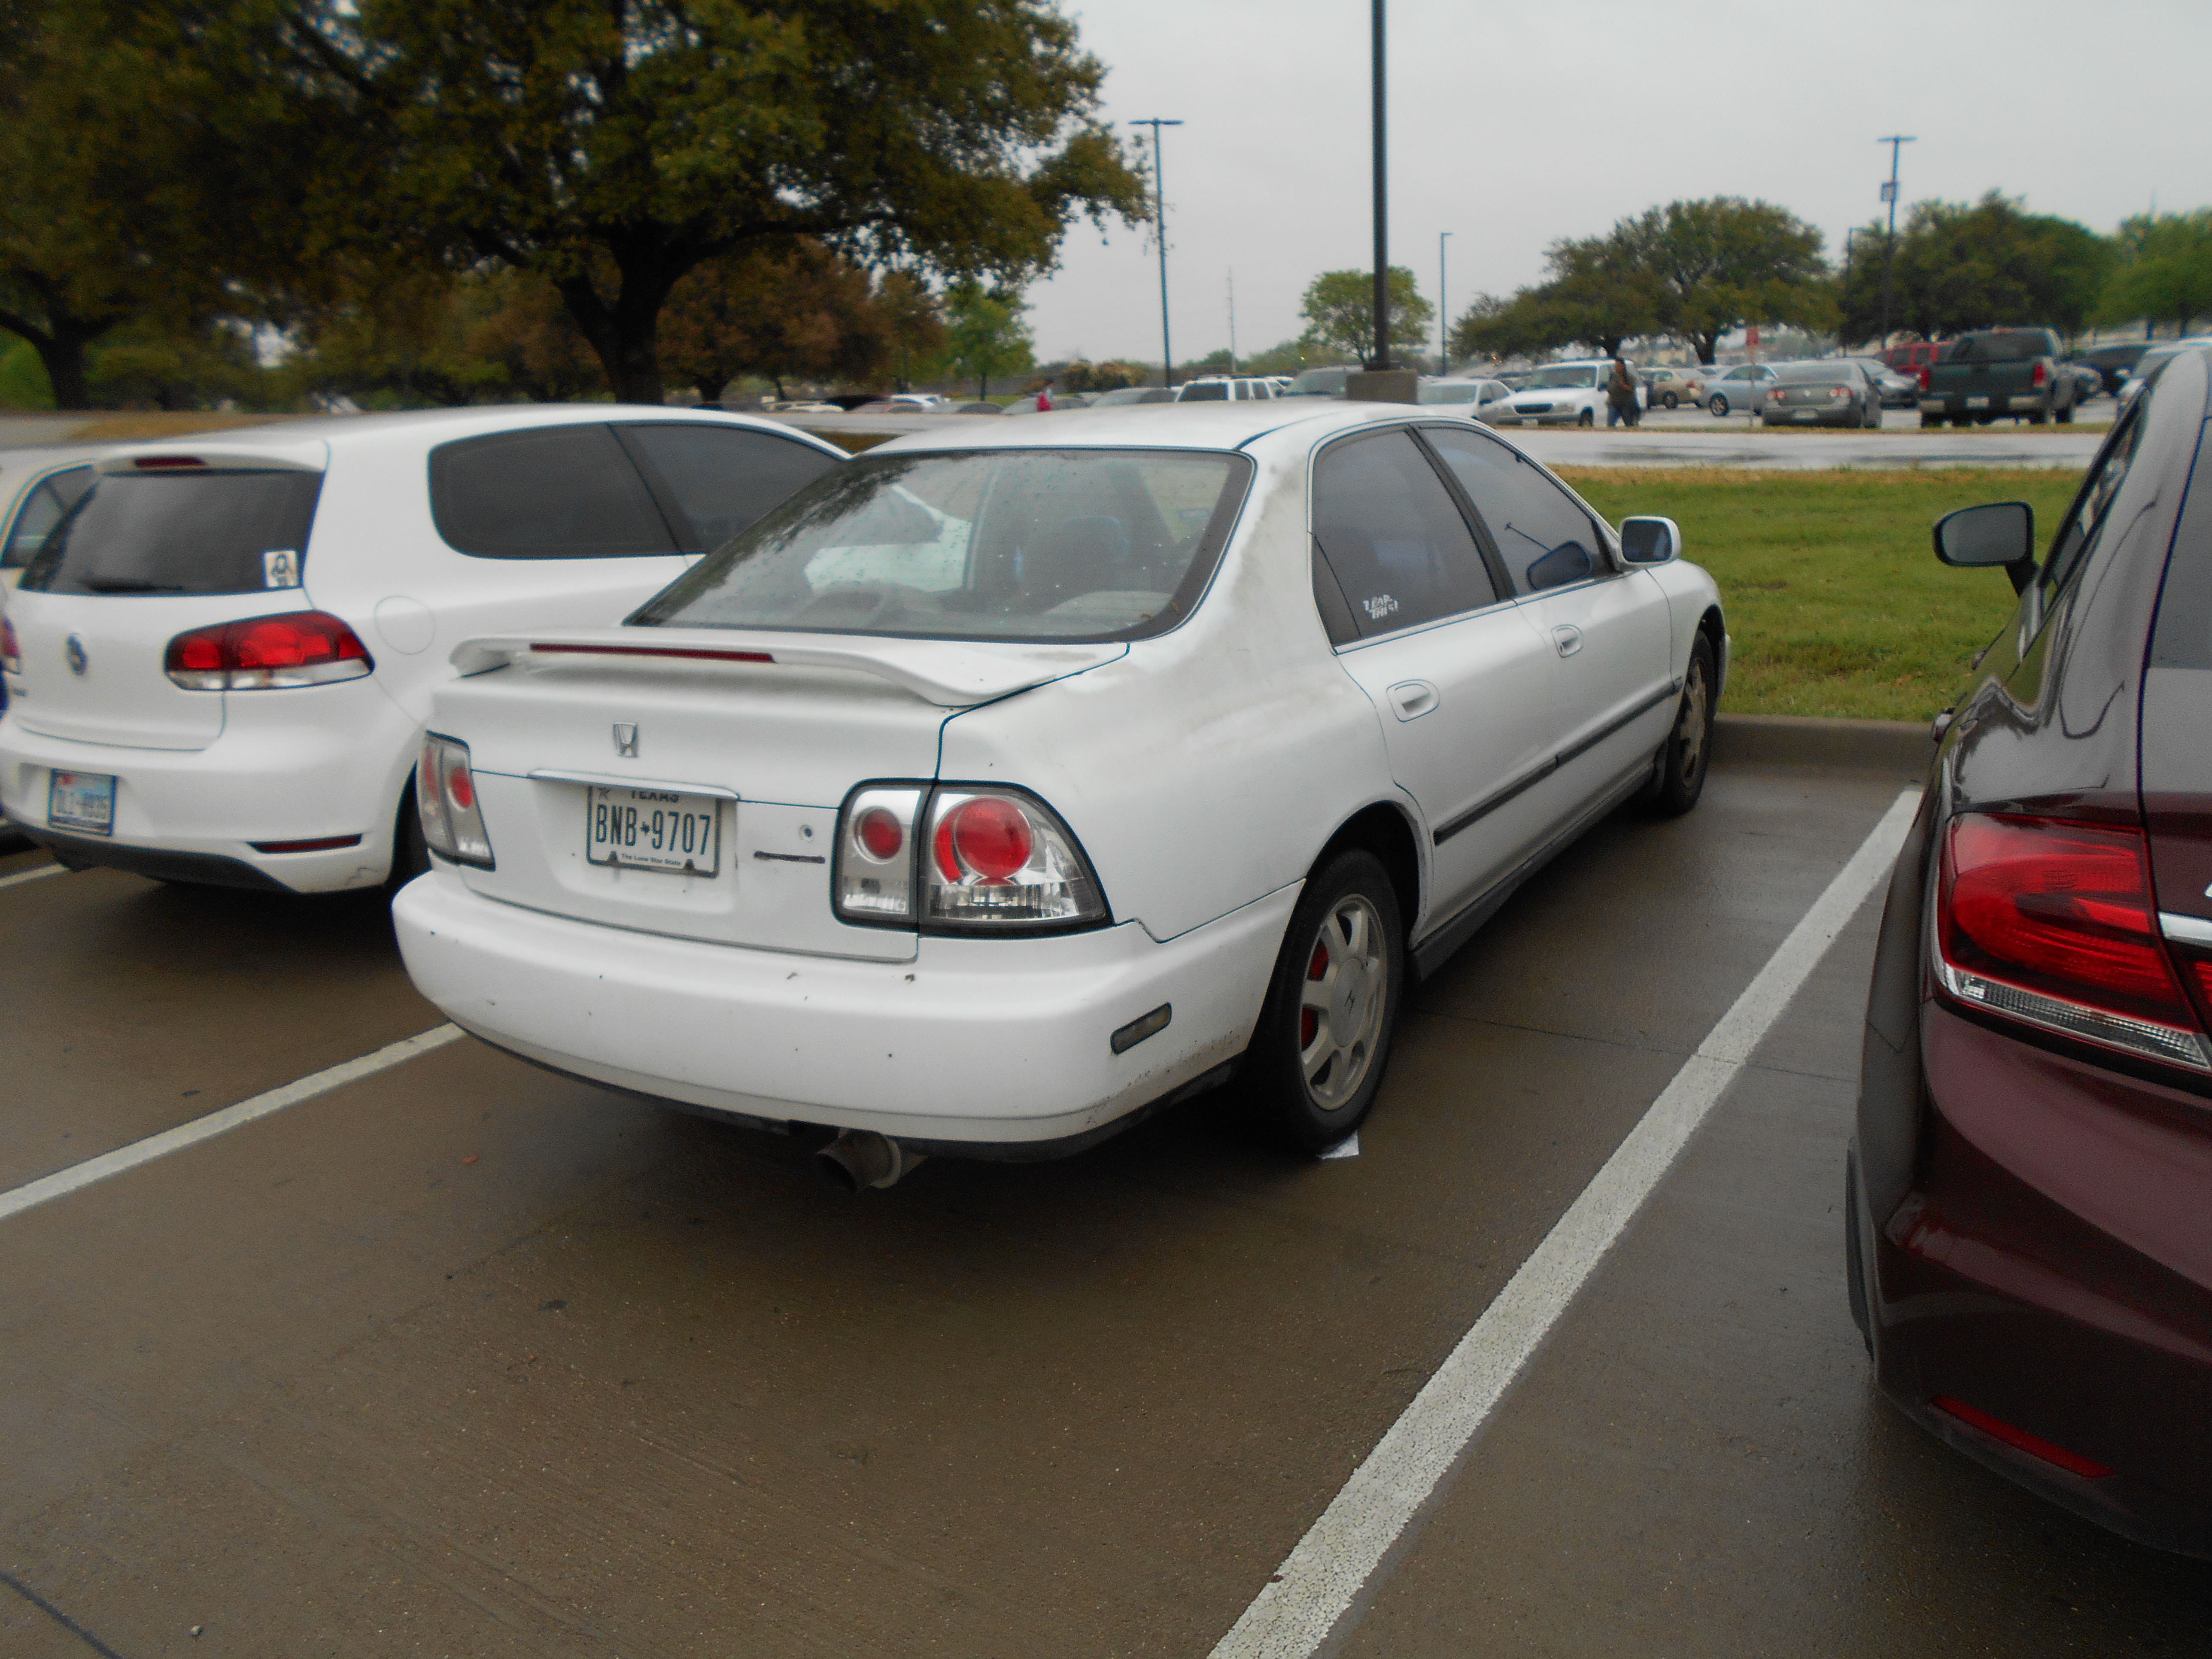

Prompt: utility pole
[
  {"left": 1131, "top": 117, "right": 1184, "bottom": 387},
  {"left": 1439, "top": 230, "right": 1453, "bottom": 371},
  {"left": 1370, "top": 0, "right": 1389, "bottom": 369},
  {"left": 1228, "top": 269, "right": 1238, "bottom": 374},
  {"left": 1877, "top": 134, "right": 1915, "bottom": 346}
]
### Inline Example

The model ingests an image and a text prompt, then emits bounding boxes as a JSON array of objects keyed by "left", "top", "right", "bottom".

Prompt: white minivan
[{"left": 0, "top": 407, "right": 844, "bottom": 892}]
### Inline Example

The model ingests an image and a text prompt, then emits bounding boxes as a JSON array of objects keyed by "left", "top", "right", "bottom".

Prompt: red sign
[{"left": 1746, "top": 326, "right": 1761, "bottom": 347}]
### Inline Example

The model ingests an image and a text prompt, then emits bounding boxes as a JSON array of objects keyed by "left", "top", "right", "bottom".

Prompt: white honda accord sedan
[
  {"left": 392, "top": 401, "right": 1723, "bottom": 1182},
  {"left": 0, "top": 407, "right": 843, "bottom": 892}
]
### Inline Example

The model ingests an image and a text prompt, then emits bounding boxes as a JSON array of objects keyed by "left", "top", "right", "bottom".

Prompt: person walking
[{"left": 1606, "top": 354, "right": 1641, "bottom": 428}]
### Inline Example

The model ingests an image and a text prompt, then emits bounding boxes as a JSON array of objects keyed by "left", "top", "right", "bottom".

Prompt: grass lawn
[{"left": 1559, "top": 466, "right": 2088, "bottom": 721}]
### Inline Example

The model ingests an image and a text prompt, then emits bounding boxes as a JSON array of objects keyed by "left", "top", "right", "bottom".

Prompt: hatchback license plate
[
  {"left": 48, "top": 770, "right": 115, "bottom": 836},
  {"left": 586, "top": 786, "right": 721, "bottom": 875}
]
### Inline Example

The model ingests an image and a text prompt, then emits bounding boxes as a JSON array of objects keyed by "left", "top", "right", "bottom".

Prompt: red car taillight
[
  {"left": 1, "top": 614, "right": 19, "bottom": 675},
  {"left": 2032, "top": 361, "right": 2048, "bottom": 387},
  {"left": 1918, "top": 366, "right": 1932, "bottom": 391},
  {"left": 164, "top": 611, "right": 373, "bottom": 690},
  {"left": 832, "top": 783, "right": 1107, "bottom": 931},
  {"left": 416, "top": 732, "right": 493, "bottom": 868},
  {"left": 1935, "top": 814, "right": 2211, "bottom": 1071}
]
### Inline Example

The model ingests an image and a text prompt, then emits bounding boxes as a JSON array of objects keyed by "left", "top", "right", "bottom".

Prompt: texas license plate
[
  {"left": 586, "top": 786, "right": 721, "bottom": 875},
  {"left": 48, "top": 769, "right": 115, "bottom": 836},
  {"left": 1966, "top": 395, "right": 1990, "bottom": 409},
  {"left": 1793, "top": 409, "right": 1816, "bottom": 420}
]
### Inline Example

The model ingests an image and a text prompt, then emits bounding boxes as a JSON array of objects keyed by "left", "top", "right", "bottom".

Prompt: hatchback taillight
[
  {"left": 164, "top": 611, "right": 373, "bottom": 690},
  {"left": 1, "top": 614, "right": 18, "bottom": 675},
  {"left": 1934, "top": 813, "right": 2211, "bottom": 1071},
  {"left": 832, "top": 783, "right": 1106, "bottom": 931},
  {"left": 417, "top": 733, "right": 494, "bottom": 868}
]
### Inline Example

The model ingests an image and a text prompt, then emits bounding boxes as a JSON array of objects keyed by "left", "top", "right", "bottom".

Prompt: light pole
[
  {"left": 1439, "top": 230, "right": 1453, "bottom": 371},
  {"left": 1877, "top": 134, "right": 1915, "bottom": 346},
  {"left": 1131, "top": 117, "right": 1184, "bottom": 388},
  {"left": 1369, "top": 0, "right": 1389, "bottom": 370}
]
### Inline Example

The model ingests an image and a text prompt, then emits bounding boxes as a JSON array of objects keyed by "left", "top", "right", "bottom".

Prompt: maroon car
[{"left": 1848, "top": 343, "right": 2212, "bottom": 1555}]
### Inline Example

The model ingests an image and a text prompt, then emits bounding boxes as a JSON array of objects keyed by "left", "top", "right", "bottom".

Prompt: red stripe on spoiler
[{"left": 531, "top": 644, "right": 775, "bottom": 664}]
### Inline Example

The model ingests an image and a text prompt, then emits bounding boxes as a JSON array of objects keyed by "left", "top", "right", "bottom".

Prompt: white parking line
[
  {"left": 0, "top": 1025, "right": 465, "bottom": 1225},
  {"left": 0, "top": 861, "right": 66, "bottom": 892},
  {"left": 1209, "top": 788, "right": 1922, "bottom": 1659}
]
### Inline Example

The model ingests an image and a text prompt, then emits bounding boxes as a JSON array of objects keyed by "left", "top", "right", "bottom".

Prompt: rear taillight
[
  {"left": 1767, "top": 389, "right": 1785, "bottom": 403},
  {"left": 1829, "top": 385, "right": 1851, "bottom": 400},
  {"left": 416, "top": 733, "right": 494, "bottom": 868},
  {"left": 1, "top": 614, "right": 18, "bottom": 675},
  {"left": 1934, "top": 814, "right": 2211, "bottom": 1071},
  {"left": 1918, "top": 366, "right": 1932, "bottom": 391},
  {"left": 164, "top": 611, "right": 372, "bottom": 691},
  {"left": 2032, "top": 361, "right": 2047, "bottom": 386},
  {"left": 832, "top": 783, "right": 1106, "bottom": 931}
]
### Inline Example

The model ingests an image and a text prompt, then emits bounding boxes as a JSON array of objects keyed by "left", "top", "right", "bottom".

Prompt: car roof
[
  {"left": 85, "top": 405, "right": 844, "bottom": 470},
  {"left": 862, "top": 399, "right": 1426, "bottom": 455}
]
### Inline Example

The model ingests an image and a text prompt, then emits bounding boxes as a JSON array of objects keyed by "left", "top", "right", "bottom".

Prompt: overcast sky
[{"left": 1026, "top": 0, "right": 2212, "bottom": 365}]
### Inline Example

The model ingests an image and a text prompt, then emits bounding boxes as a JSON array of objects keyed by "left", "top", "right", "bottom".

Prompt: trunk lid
[
  {"left": 444, "top": 632, "right": 1122, "bottom": 961},
  {"left": 5, "top": 589, "right": 257, "bottom": 750}
]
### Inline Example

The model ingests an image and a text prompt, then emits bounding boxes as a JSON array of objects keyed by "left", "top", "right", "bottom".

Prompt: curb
[{"left": 1713, "top": 713, "right": 1932, "bottom": 776}]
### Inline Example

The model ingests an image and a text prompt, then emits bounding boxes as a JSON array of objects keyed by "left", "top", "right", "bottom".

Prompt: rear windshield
[
  {"left": 18, "top": 470, "right": 323, "bottom": 596},
  {"left": 1950, "top": 332, "right": 2051, "bottom": 364},
  {"left": 1774, "top": 363, "right": 1854, "bottom": 384},
  {"left": 631, "top": 448, "right": 1252, "bottom": 643},
  {"left": 1418, "top": 383, "right": 1481, "bottom": 404}
]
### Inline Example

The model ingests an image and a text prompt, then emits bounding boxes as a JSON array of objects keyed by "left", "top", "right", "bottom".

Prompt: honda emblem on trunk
[
  {"left": 64, "top": 634, "right": 88, "bottom": 676},
  {"left": 612, "top": 723, "right": 639, "bottom": 757}
]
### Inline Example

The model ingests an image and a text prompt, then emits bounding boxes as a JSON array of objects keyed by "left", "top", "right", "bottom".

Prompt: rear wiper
[{"left": 79, "top": 575, "right": 185, "bottom": 593}]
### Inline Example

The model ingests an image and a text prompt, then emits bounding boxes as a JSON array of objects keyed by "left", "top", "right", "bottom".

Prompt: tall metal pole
[
  {"left": 1370, "top": 0, "right": 1389, "bottom": 369},
  {"left": 1877, "top": 134, "right": 1915, "bottom": 346},
  {"left": 1439, "top": 230, "right": 1453, "bottom": 370},
  {"left": 1228, "top": 268, "right": 1238, "bottom": 374},
  {"left": 1131, "top": 118, "right": 1184, "bottom": 387}
]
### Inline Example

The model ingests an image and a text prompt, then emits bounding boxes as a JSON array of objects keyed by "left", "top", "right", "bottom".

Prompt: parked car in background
[
  {"left": 2119, "top": 339, "right": 2212, "bottom": 406},
  {"left": 1175, "top": 376, "right": 1277, "bottom": 403},
  {"left": 1088, "top": 387, "right": 1176, "bottom": 408},
  {"left": 1879, "top": 340, "right": 1954, "bottom": 380},
  {"left": 1418, "top": 377, "right": 1513, "bottom": 417},
  {"left": 2068, "top": 362, "right": 2107, "bottom": 404},
  {"left": 2074, "top": 341, "right": 2151, "bottom": 395},
  {"left": 1705, "top": 362, "right": 1778, "bottom": 416},
  {"left": 1759, "top": 360, "right": 1883, "bottom": 428},
  {"left": 391, "top": 400, "right": 1724, "bottom": 1187},
  {"left": 1, "top": 452, "right": 94, "bottom": 597},
  {"left": 0, "top": 408, "right": 845, "bottom": 893},
  {"left": 1843, "top": 357, "right": 1922, "bottom": 409},
  {"left": 1918, "top": 328, "right": 2077, "bottom": 427},
  {"left": 1488, "top": 360, "right": 1640, "bottom": 427},
  {"left": 1282, "top": 366, "right": 1356, "bottom": 399},
  {"left": 1643, "top": 365, "right": 1707, "bottom": 409},
  {"left": 1849, "top": 343, "right": 2212, "bottom": 1557}
]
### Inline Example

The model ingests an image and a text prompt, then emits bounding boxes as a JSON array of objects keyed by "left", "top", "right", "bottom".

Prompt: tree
[
  {"left": 659, "top": 241, "right": 891, "bottom": 402},
  {"left": 1451, "top": 244, "right": 1666, "bottom": 363},
  {"left": 942, "top": 285, "right": 1033, "bottom": 397},
  {"left": 1299, "top": 268, "right": 1434, "bottom": 363},
  {"left": 1609, "top": 198, "right": 1833, "bottom": 364},
  {"left": 1842, "top": 194, "right": 2111, "bottom": 343},
  {"left": 277, "top": 0, "right": 1149, "bottom": 404},
  {"left": 2099, "top": 210, "right": 2212, "bottom": 337},
  {"left": 875, "top": 271, "right": 949, "bottom": 394}
]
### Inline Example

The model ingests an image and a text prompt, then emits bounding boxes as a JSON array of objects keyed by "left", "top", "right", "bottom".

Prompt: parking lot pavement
[{"left": 4, "top": 757, "right": 2207, "bottom": 1655}]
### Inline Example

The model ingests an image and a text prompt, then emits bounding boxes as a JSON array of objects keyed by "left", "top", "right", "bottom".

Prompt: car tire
[
  {"left": 386, "top": 778, "right": 431, "bottom": 894},
  {"left": 1638, "top": 633, "right": 1716, "bottom": 817},
  {"left": 1919, "top": 414, "right": 1942, "bottom": 428},
  {"left": 1662, "top": 392, "right": 1678, "bottom": 410},
  {"left": 1577, "top": 408, "right": 1594, "bottom": 427},
  {"left": 1709, "top": 395, "right": 1728, "bottom": 416},
  {"left": 1246, "top": 848, "right": 1404, "bottom": 1155}
]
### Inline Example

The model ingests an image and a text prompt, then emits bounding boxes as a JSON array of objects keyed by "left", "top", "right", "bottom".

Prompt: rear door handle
[
  {"left": 1551, "top": 624, "right": 1584, "bottom": 658},
  {"left": 1387, "top": 680, "right": 1440, "bottom": 721}
]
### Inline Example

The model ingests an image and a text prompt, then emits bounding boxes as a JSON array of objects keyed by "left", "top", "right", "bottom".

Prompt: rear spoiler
[
  {"left": 94, "top": 446, "right": 326, "bottom": 475},
  {"left": 448, "top": 630, "right": 1126, "bottom": 708}
]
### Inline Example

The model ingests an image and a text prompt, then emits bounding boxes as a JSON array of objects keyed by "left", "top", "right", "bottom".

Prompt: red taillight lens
[
  {"left": 1935, "top": 814, "right": 2210, "bottom": 1070},
  {"left": 1, "top": 614, "right": 19, "bottom": 674},
  {"left": 2032, "top": 361, "right": 2047, "bottom": 386},
  {"left": 164, "top": 611, "right": 373, "bottom": 690},
  {"left": 937, "top": 797, "right": 1033, "bottom": 884},
  {"left": 855, "top": 806, "right": 904, "bottom": 861},
  {"left": 446, "top": 764, "right": 475, "bottom": 811},
  {"left": 1829, "top": 385, "right": 1851, "bottom": 400},
  {"left": 1918, "top": 366, "right": 1932, "bottom": 390}
]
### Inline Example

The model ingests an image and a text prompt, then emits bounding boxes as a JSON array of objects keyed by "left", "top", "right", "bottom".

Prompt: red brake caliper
[{"left": 1300, "top": 940, "right": 1329, "bottom": 1048}]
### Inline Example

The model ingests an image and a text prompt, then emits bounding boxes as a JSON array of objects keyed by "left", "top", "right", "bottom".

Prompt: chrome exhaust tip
[{"left": 815, "top": 1130, "right": 926, "bottom": 1193}]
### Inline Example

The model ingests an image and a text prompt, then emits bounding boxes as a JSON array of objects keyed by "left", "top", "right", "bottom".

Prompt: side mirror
[
  {"left": 1620, "top": 515, "right": 1680, "bottom": 565},
  {"left": 1933, "top": 501, "right": 2037, "bottom": 594}
]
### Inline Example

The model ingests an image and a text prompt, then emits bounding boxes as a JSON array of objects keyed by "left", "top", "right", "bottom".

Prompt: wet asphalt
[{"left": 3, "top": 749, "right": 2208, "bottom": 1657}]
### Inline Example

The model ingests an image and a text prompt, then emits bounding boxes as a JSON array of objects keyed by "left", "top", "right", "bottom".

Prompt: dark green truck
[{"left": 1916, "top": 327, "right": 2078, "bottom": 427}]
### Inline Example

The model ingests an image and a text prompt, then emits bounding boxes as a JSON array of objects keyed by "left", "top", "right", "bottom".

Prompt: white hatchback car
[
  {"left": 392, "top": 402, "right": 1724, "bottom": 1183},
  {"left": 0, "top": 407, "right": 844, "bottom": 892}
]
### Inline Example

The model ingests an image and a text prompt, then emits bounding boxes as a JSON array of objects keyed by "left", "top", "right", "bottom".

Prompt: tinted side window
[
  {"left": 19, "top": 471, "right": 323, "bottom": 596},
  {"left": 1180, "top": 382, "right": 1228, "bottom": 402},
  {"left": 618, "top": 424, "right": 841, "bottom": 552},
  {"left": 430, "top": 425, "right": 677, "bottom": 559},
  {"left": 1312, "top": 431, "right": 1496, "bottom": 640},
  {"left": 1422, "top": 426, "right": 1607, "bottom": 595},
  {"left": 2042, "top": 403, "right": 2148, "bottom": 600},
  {"left": 2, "top": 466, "right": 93, "bottom": 568}
]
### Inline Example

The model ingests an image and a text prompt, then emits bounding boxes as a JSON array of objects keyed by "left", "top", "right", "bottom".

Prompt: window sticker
[
  {"left": 262, "top": 548, "right": 301, "bottom": 589},
  {"left": 1362, "top": 593, "right": 1399, "bottom": 622}
]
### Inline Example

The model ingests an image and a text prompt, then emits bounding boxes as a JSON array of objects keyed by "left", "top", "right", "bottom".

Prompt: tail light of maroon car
[
  {"left": 1933, "top": 812, "right": 2212, "bottom": 1072},
  {"left": 417, "top": 733, "right": 494, "bottom": 868},
  {"left": 833, "top": 784, "right": 1106, "bottom": 932},
  {"left": 164, "top": 611, "right": 373, "bottom": 690}
]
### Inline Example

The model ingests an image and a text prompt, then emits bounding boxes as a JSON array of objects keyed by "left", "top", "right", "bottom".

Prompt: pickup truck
[{"left": 1916, "top": 327, "right": 2078, "bottom": 428}]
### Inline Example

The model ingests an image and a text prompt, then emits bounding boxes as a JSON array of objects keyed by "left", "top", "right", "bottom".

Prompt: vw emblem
[
  {"left": 64, "top": 634, "right": 88, "bottom": 676},
  {"left": 612, "top": 723, "right": 639, "bottom": 758}
]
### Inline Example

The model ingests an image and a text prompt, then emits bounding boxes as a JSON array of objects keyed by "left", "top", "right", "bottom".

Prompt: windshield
[
  {"left": 1950, "top": 331, "right": 2049, "bottom": 364},
  {"left": 1418, "top": 383, "right": 1481, "bottom": 404},
  {"left": 1524, "top": 365, "right": 1599, "bottom": 389},
  {"left": 631, "top": 448, "right": 1252, "bottom": 643}
]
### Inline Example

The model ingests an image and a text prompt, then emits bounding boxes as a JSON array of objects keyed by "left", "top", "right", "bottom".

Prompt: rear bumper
[
  {"left": 392, "top": 870, "right": 1300, "bottom": 1151},
  {"left": 0, "top": 686, "right": 413, "bottom": 894},
  {"left": 1917, "top": 393, "right": 2048, "bottom": 415},
  {"left": 1759, "top": 407, "right": 1860, "bottom": 425},
  {"left": 1862, "top": 1000, "right": 2212, "bottom": 1556}
]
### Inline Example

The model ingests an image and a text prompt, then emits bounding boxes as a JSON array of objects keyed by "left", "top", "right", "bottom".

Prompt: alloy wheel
[
  {"left": 1675, "top": 653, "right": 1710, "bottom": 786},
  {"left": 1297, "top": 894, "right": 1389, "bottom": 1111}
]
